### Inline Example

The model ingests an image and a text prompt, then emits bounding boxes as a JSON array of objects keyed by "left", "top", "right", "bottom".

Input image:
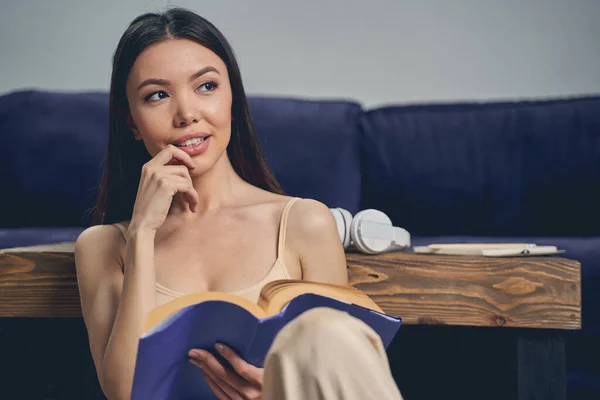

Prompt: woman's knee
[
  {"left": 263, "top": 308, "right": 404, "bottom": 400},
  {"left": 267, "top": 307, "right": 384, "bottom": 359},
  {"left": 288, "top": 307, "right": 349, "bottom": 334},
  {"left": 275, "top": 308, "right": 352, "bottom": 345}
]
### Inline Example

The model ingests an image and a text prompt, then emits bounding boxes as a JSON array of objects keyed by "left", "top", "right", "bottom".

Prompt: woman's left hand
[{"left": 189, "top": 343, "right": 263, "bottom": 400}]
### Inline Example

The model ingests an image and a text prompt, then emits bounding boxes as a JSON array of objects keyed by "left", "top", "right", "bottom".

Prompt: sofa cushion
[
  {"left": 249, "top": 97, "right": 363, "bottom": 213},
  {"left": 360, "top": 96, "right": 600, "bottom": 236}
]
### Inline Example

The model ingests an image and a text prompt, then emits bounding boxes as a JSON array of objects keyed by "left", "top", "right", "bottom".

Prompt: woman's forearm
[{"left": 102, "top": 227, "right": 157, "bottom": 400}]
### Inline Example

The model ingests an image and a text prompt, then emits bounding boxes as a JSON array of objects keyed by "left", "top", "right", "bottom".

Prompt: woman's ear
[
  {"left": 126, "top": 114, "right": 142, "bottom": 140},
  {"left": 117, "top": 107, "right": 141, "bottom": 140}
]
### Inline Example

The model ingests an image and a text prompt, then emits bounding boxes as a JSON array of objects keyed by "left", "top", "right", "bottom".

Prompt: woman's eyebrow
[
  {"left": 189, "top": 66, "right": 219, "bottom": 81},
  {"left": 137, "top": 66, "right": 220, "bottom": 91}
]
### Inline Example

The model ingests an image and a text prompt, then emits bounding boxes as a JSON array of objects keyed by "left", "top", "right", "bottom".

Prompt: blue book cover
[{"left": 131, "top": 290, "right": 402, "bottom": 400}]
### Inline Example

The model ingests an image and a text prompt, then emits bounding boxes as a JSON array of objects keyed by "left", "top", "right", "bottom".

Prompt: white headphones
[{"left": 330, "top": 208, "right": 411, "bottom": 254}]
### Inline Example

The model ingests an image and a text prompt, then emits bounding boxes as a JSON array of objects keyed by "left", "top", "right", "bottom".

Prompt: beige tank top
[{"left": 113, "top": 197, "right": 299, "bottom": 305}]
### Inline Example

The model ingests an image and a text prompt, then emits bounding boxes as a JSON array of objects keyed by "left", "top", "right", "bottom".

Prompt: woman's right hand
[{"left": 129, "top": 144, "right": 200, "bottom": 234}]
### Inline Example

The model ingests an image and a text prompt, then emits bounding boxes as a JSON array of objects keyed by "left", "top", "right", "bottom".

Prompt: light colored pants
[{"left": 262, "top": 308, "right": 404, "bottom": 400}]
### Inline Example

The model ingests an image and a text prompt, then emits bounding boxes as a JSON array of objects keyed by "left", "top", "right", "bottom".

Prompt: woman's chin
[
  {"left": 188, "top": 156, "right": 220, "bottom": 177},
  {"left": 188, "top": 163, "right": 209, "bottom": 176}
]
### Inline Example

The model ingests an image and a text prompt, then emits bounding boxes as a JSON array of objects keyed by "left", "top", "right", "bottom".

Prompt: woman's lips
[{"left": 175, "top": 136, "right": 211, "bottom": 157}]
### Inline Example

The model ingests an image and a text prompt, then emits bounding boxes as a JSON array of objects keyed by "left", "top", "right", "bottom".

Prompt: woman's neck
[{"left": 170, "top": 152, "right": 247, "bottom": 216}]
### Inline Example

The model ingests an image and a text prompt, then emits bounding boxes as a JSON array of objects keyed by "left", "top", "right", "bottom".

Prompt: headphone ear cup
[
  {"left": 337, "top": 208, "right": 353, "bottom": 249},
  {"left": 330, "top": 208, "right": 352, "bottom": 249},
  {"left": 350, "top": 209, "right": 394, "bottom": 254},
  {"left": 339, "top": 208, "right": 353, "bottom": 249}
]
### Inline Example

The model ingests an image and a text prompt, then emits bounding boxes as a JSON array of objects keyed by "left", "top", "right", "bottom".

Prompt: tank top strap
[
  {"left": 277, "top": 197, "right": 301, "bottom": 258},
  {"left": 112, "top": 222, "right": 129, "bottom": 272},
  {"left": 114, "top": 222, "right": 128, "bottom": 241}
]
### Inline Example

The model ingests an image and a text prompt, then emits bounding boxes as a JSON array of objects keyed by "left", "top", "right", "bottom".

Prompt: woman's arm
[
  {"left": 287, "top": 199, "right": 349, "bottom": 285},
  {"left": 75, "top": 224, "right": 157, "bottom": 400}
]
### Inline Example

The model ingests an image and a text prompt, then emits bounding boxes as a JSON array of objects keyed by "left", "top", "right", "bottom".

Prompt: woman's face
[{"left": 125, "top": 38, "right": 233, "bottom": 174}]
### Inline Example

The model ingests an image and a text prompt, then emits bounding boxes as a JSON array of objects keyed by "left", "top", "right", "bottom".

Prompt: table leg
[
  {"left": 387, "top": 326, "right": 567, "bottom": 400},
  {"left": 517, "top": 330, "right": 566, "bottom": 400}
]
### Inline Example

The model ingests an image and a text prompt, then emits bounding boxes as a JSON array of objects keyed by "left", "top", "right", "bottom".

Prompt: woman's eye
[
  {"left": 198, "top": 81, "right": 218, "bottom": 93},
  {"left": 145, "top": 91, "right": 169, "bottom": 102}
]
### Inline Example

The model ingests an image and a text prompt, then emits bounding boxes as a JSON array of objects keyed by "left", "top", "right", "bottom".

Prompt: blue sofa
[{"left": 1, "top": 90, "right": 599, "bottom": 398}]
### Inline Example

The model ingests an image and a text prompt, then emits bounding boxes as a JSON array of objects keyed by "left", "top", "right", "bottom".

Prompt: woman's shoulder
[
  {"left": 256, "top": 193, "right": 332, "bottom": 222},
  {"left": 74, "top": 223, "right": 129, "bottom": 270},
  {"left": 76, "top": 223, "right": 126, "bottom": 246},
  {"left": 283, "top": 197, "right": 348, "bottom": 284},
  {"left": 286, "top": 198, "right": 336, "bottom": 234},
  {"left": 247, "top": 191, "right": 335, "bottom": 237},
  {"left": 276, "top": 197, "right": 339, "bottom": 253}
]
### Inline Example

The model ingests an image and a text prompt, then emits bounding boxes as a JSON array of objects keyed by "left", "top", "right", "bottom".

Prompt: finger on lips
[
  {"left": 170, "top": 145, "right": 196, "bottom": 169},
  {"left": 157, "top": 145, "right": 196, "bottom": 170}
]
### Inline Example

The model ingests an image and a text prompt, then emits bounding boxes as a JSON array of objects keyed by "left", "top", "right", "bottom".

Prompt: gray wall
[{"left": 1, "top": 0, "right": 599, "bottom": 107}]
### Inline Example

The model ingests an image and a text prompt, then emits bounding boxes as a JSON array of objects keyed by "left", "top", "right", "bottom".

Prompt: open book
[{"left": 131, "top": 279, "right": 402, "bottom": 400}]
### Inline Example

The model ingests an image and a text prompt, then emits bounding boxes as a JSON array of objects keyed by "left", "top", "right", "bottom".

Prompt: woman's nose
[
  {"left": 173, "top": 97, "right": 200, "bottom": 127},
  {"left": 175, "top": 113, "right": 198, "bottom": 127}
]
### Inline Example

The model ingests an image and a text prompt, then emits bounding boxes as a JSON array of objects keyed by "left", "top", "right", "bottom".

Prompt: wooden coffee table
[
  {"left": 346, "top": 252, "right": 580, "bottom": 400},
  {"left": 0, "top": 245, "right": 581, "bottom": 400}
]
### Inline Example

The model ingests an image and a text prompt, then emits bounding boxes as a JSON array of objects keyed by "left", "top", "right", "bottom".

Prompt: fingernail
[
  {"left": 189, "top": 350, "right": 203, "bottom": 359},
  {"left": 215, "top": 343, "right": 225, "bottom": 353}
]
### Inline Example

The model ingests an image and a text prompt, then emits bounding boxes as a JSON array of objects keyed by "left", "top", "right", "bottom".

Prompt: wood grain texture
[
  {"left": 346, "top": 252, "right": 581, "bottom": 330},
  {"left": 0, "top": 250, "right": 581, "bottom": 329},
  {"left": 0, "top": 252, "right": 81, "bottom": 317}
]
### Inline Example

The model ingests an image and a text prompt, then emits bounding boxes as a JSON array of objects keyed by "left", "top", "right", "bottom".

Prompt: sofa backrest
[
  {"left": 0, "top": 90, "right": 109, "bottom": 228},
  {"left": 2, "top": 90, "right": 599, "bottom": 236},
  {"left": 249, "top": 97, "right": 363, "bottom": 214},
  {"left": 0, "top": 90, "right": 363, "bottom": 227},
  {"left": 359, "top": 97, "right": 600, "bottom": 236}
]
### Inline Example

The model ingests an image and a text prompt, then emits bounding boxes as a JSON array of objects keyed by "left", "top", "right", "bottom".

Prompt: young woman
[{"left": 75, "top": 8, "right": 402, "bottom": 400}]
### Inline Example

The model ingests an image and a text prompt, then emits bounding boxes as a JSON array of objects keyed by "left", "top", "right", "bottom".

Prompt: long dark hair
[{"left": 91, "top": 7, "right": 283, "bottom": 226}]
